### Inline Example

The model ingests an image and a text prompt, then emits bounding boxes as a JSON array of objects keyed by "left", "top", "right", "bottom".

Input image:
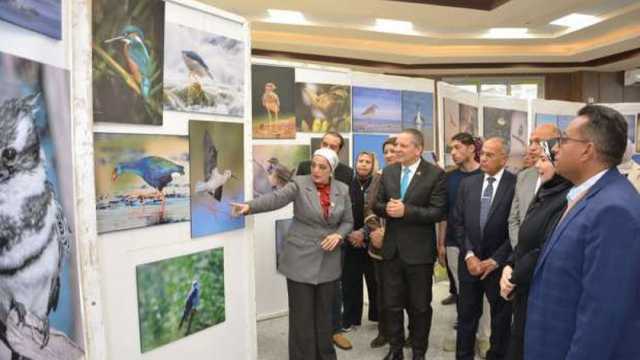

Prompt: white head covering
[{"left": 313, "top": 148, "right": 339, "bottom": 174}]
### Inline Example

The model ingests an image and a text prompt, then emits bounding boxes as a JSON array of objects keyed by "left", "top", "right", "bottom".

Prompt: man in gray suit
[{"left": 508, "top": 124, "right": 559, "bottom": 248}]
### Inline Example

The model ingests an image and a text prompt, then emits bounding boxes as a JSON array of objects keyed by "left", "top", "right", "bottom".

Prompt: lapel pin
[{"left": 416, "top": 171, "right": 421, "bottom": 176}]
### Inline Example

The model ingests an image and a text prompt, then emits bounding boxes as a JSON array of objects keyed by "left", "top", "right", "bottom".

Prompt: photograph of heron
[
  {"left": 295, "top": 82, "right": 351, "bottom": 133},
  {"left": 163, "top": 22, "right": 244, "bottom": 116},
  {"left": 442, "top": 98, "right": 478, "bottom": 169},
  {"left": 253, "top": 144, "right": 310, "bottom": 198},
  {"left": 402, "top": 90, "right": 435, "bottom": 151},
  {"left": 189, "top": 120, "right": 244, "bottom": 238},
  {"left": 93, "top": 133, "right": 190, "bottom": 234},
  {"left": 0, "top": 51, "right": 83, "bottom": 360},
  {"left": 92, "top": 0, "right": 164, "bottom": 125},
  {"left": 311, "top": 137, "right": 350, "bottom": 165},
  {"left": 136, "top": 247, "right": 225, "bottom": 353},
  {"left": 483, "top": 106, "right": 529, "bottom": 173},
  {"left": 0, "top": 0, "right": 61, "bottom": 39},
  {"left": 352, "top": 87, "right": 402, "bottom": 133},
  {"left": 251, "top": 64, "right": 296, "bottom": 139}
]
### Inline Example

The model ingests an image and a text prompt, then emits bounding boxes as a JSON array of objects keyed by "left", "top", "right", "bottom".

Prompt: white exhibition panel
[
  {"left": 91, "top": 1, "right": 257, "bottom": 359},
  {"left": 478, "top": 93, "right": 530, "bottom": 134},
  {"left": 530, "top": 99, "right": 585, "bottom": 119},
  {"left": 436, "top": 82, "right": 479, "bottom": 166}
]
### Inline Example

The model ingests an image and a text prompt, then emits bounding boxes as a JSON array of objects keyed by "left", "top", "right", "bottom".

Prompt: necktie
[
  {"left": 479, "top": 176, "right": 495, "bottom": 234},
  {"left": 400, "top": 167, "right": 411, "bottom": 199}
]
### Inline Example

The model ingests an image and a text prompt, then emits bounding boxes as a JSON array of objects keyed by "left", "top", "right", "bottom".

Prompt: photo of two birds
[{"left": 136, "top": 247, "right": 225, "bottom": 353}]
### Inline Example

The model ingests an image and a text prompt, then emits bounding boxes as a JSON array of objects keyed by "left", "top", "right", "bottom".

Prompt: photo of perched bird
[
  {"left": 105, "top": 25, "right": 153, "bottom": 98},
  {"left": 413, "top": 104, "right": 425, "bottom": 129},
  {"left": 299, "top": 84, "right": 350, "bottom": 132},
  {"left": 194, "top": 130, "right": 237, "bottom": 202},
  {"left": 181, "top": 50, "right": 213, "bottom": 84},
  {"left": 262, "top": 82, "right": 280, "bottom": 126},
  {"left": 0, "top": 94, "right": 71, "bottom": 358},
  {"left": 178, "top": 280, "right": 200, "bottom": 335},
  {"left": 112, "top": 156, "right": 185, "bottom": 216}
]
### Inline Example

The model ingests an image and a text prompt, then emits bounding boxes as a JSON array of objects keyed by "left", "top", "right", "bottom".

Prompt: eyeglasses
[{"left": 554, "top": 133, "right": 590, "bottom": 146}]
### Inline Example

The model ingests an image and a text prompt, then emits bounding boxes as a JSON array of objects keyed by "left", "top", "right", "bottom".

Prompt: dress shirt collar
[
  {"left": 402, "top": 158, "right": 421, "bottom": 174},
  {"left": 483, "top": 167, "right": 505, "bottom": 185},
  {"left": 567, "top": 168, "right": 608, "bottom": 203}
]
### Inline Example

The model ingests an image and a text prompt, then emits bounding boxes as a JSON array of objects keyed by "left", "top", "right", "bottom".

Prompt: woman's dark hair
[{"left": 382, "top": 136, "right": 397, "bottom": 152}]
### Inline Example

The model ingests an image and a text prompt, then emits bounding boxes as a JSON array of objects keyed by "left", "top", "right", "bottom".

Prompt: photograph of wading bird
[
  {"left": 112, "top": 156, "right": 185, "bottom": 218},
  {"left": 194, "top": 130, "right": 237, "bottom": 203}
]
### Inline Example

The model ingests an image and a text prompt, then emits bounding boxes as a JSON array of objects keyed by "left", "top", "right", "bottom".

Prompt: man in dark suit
[
  {"left": 373, "top": 128, "right": 447, "bottom": 360},
  {"left": 454, "top": 137, "right": 516, "bottom": 360},
  {"left": 525, "top": 105, "right": 640, "bottom": 359},
  {"left": 296, "top": 131, "right": 355, "bottom": 351}
]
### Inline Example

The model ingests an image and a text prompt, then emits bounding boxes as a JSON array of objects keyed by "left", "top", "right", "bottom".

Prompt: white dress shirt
[
  {"left": 466, "top": 167, "right": 506, "bottom": 260},
  {"left": 400, "top": 158, "right": 422, "bottom": 191},
  {"left": 567, "top": 168, "right": 608, "bottom": 203}
]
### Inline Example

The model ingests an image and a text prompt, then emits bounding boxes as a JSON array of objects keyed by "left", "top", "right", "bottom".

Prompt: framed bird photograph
[
  {"left": 163, "top": 21, "right": 245, "bottom": 116},
  {"left": 294, "top": 82, "right": 352, "bottom": 133},
  {"left": 189, "top": 120, "right": 245, "bottom": 238},
  {"left": 442, "top": 98, "right": 479, "bottom": 169},
  {"left": 251, "top": 64, "right": 296, "bottom": 139},
  {"left": 92, "top": 0, "right": 165, "bottom": 125},
  {"left": 402, "top": 90, "right": 435, "bottom": 151},
  {"left": 352, "top": 87, "right": 402, "bottom": 133},
  {"left": 93, "top": 133, "right": 190, "bottom": 234},
  {"left": 483, "top": 106, "right": 529, "bottom": 173},
  {"left": 0, "top": 0, "right": 62, "bottom": 40},
  {"left": 136, "top": 247, "right": 225, "bottom": 353},
  {"left": 253, "top": 144, "right": 310, "bottom": 199},
  {"left": 0, "top": 51, "right": 84, "bottom": 359}
]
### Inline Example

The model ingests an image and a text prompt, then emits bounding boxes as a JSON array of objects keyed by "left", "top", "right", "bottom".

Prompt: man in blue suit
[{"left": 525, "top": 105, "right": 640, "bottom": 360}]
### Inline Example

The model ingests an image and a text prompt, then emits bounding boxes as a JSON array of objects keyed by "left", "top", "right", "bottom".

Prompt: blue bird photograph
[
  {"left": 136, "top": 247, "right": 225, "bottom": 353},
  {"left": 92, "top": 0, "right": 164, "bottom": 125},
  {"left": 402, "top": 90, "right": 435, "bottom": 151},
  {"left": 189, "top": 121, "right": 245, "bottom": 238},
  {"left": 0, "top": 0, "right": 61, "bottom": 39},
  {"left": 93, "top": 133, "right": 190, "bottom": 234},
  {"left": 163, "top": 21, "right": 245, "bottom": 116}
]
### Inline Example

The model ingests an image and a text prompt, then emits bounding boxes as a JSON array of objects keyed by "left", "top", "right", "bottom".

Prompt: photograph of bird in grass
[
  {"left": 294, "top": 82, "right": 351, "bottom": 133},
  {"left": 92, "top": 0, "right": 164, "bottom": 125},
  {"left": 93, "top": 133, "right": 190, "bottom": 234},
  {"left": 0, "top": 51, "right": 83, "bottom": 360},
  {"left": 163, "top": 21, "right": 244, "bottom": 116},
  {"left": 189, "top": 121, "right": 245, "bottom": 238},
  {"left": 136, "top": 248, "right": 225, "bottom": 353}
]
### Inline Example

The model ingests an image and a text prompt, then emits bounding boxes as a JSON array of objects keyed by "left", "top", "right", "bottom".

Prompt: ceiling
[{"left": 201, "top": 0, "right": 640, "bottom": 75}]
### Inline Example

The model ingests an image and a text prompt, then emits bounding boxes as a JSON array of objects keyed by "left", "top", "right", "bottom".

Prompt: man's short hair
[
  {"left": 451, "top": 132, "right": 475, "bottom": 146},
  {"left": 577, "top": 105, "right": 628, "bottom": 167},
  {"left": 322, "top": 131, "right": 345, "bottom": 150},
  {"left": 401, "top": 128, "right": 424, "bottom": 149},
  {"left": 382, "top": 137, "right": 397, "bottom": 152}
]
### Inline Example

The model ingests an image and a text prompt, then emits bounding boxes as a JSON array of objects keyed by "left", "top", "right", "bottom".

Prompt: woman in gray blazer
[{"left": 232, "top": 148, "right": 353, "bottom": 360}]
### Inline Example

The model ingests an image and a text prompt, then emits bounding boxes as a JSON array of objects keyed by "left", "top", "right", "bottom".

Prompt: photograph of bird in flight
[
  {"left": 136, "top": 248, "right": 225, "bottom": 353},
  {"left": 189, "top": 120, "right": 245, "bottom": 238},
  {"left": 93, "top": 133, "right": 190, "bottom": 234},
  {"left": 163, "top": 21, "right": 245, "bottom": 116},
  {"left": 92, "top": 0, "right": 164, "bottom": 125}
]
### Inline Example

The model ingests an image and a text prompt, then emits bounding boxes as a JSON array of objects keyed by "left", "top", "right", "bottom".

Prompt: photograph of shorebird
[
  {"left": 164, "top": 22, "right": 244, "bottom": 116},
  {"left": 402, "top": 90, "right": 435, "bottom": 151},
  {"left": 251, "top": 64, "right": 296, "bottom": 139},
  {"left": 295, "top": 82, "right": 351, "bottom": 133},
  {"left": 352, "top": 87, "right": 402, "bottom": 133},
  {"left": 189, "top": 120, "right": 244, "bottom": 238},
  {"left": 92, "top": 0, "right": 164, "bottom": 125},
  {"left": 93, "top": 133, "right": 190, "bottom": 233}
]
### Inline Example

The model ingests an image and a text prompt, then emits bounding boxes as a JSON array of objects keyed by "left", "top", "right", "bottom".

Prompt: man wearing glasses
[{"left": 525, "top": 105, "right": 640, "bottom": 360}]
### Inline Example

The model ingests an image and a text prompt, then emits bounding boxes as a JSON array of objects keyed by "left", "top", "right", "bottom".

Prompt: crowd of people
[{"left": 232, "top": 104, "right": 640, "bottom": 360}]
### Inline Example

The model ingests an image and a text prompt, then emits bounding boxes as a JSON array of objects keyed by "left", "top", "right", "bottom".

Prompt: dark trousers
[
  {"left": 372, "top": 257, "right": 387, "bottom": 337},
  {"left": 287, "top": 279, "right": 337, "bottom": 360},
  {"left": 456, "top": 270, "right": 512, "bottom": 360},
  {"left": 505, "top": 288, "right": 528, "bottom": 360},
  {"left": 446, "top": 254, "right": 458, "bottom": 296},
  {"left": 331, "top": 280, "right": 343, "bottom": 333},
  {"left": 342, "top": 248, "right": 377, "bottom": 327},
  {"left": 383, "top": 256, "right": 433, "bottom": 356}
]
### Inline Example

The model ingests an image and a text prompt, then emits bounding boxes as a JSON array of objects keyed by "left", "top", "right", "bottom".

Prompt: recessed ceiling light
[
  {"left": 374, "top": 18, "right": 414, "bottom": 34},
  {"left": 266, "top": 9, "right": 308, "bottom": 25},
  {"left": 485, "top": 27, "right": 529, "bottom": 39},
  {"left": 550, "top": 13, "right": 600, "bottom": 29}
]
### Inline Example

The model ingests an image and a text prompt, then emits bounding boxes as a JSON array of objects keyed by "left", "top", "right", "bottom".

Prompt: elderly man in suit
[
  {"left": 454, "top": 137, "right": 516, "bottom": 360},
  {"left": 373, "top": 128, "right": 447, "bottom": 360},
  {"left": 508, "top": 123, "right": 559, "bottom": 248},
  {"left": 296, "top": 131, "right": 354, "bottom": 350},
  {"left": 525, "top": 105, "right": 640, "bottom": 360}
]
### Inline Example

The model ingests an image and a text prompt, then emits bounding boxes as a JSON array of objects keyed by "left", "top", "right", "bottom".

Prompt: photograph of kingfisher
[{"left": 92, "top": 0, "right": 164, "bottom": 125}]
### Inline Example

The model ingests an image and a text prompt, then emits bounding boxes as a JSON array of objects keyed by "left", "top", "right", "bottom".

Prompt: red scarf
[{"left": 316, "top": 182, "right": 331, "bottom": 220}]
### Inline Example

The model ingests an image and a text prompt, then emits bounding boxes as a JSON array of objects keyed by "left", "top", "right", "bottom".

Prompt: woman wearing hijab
[
  {"left": 499, "top": 139, "right": 573, "bottom": 360},
  {"left": 232, "top": 148, "right": 353, "bottom": 360}
]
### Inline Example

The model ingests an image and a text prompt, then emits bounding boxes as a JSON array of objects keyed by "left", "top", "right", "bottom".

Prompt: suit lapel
[
  {"left": 487, "top": 174, "right": 510, "bottom": 221},
  {"left": 402, "top": 158, "right": 426, "bottom": 201},
  {"left": 470, "top": 175, "right": 483, "bottom": 230}
]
